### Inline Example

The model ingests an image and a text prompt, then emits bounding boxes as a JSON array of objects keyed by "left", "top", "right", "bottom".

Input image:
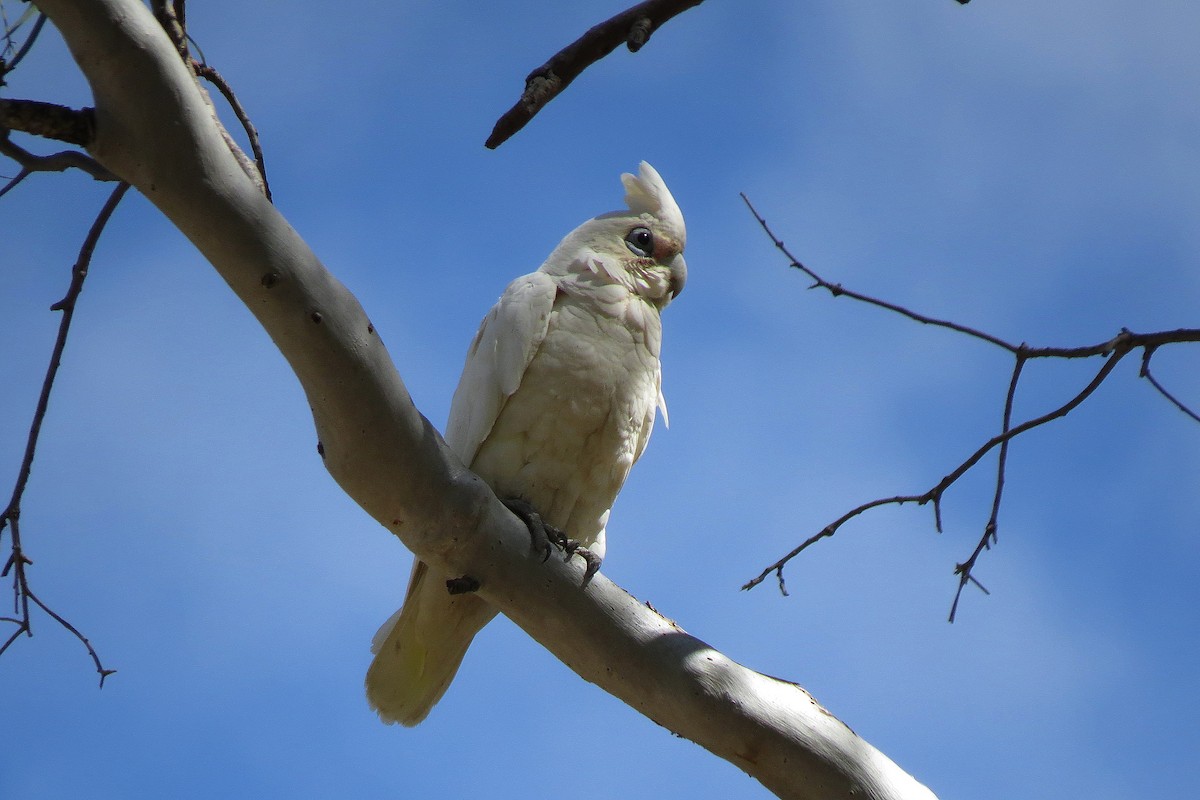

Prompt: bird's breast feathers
[{"left": 467, "top": 289, "right": 663, "bottom": 545}]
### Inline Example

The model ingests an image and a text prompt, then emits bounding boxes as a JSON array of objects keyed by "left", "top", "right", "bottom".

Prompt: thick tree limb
[
  {"left": 27, "top": 2, "right": 937, "bottom": 797},
  {"left": 0, "top": 98, "right": 94, "bottom": 145},
  {"left": 485, "top": 0, "right": 705, "bottom": 149}
]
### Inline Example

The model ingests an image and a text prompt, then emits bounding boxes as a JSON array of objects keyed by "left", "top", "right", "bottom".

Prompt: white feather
[
  {"left": 444, "top": 272, "right": 557, "bottom": 464},
  {"left": 365, "top": 162, "right": 685, "bottom": 726}
]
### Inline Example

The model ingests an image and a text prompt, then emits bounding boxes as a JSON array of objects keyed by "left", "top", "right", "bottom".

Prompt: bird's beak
[{"left": 668, "top": 254, "right": 687, "bottom": 299}]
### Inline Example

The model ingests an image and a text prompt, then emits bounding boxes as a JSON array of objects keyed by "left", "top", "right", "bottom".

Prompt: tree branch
[
  {"left": 0, "top": 98, "right": 94, "bottom": 145},
  {"left": 1140, "top": 346, "right": 1200, "bottom": 423},
  {"left": 1, "top": 10, "right": 48, "bottom": 80},
  {"left": 485, "top": 0, "right": 705, "bottom": 149},
  {"left": 1, "top": 181, "right": 128, "bottom": 684},
  {"left": 741, "top": 196, "right": 1200, "bottom": 613},
  {"left": 23, "top": 1, "right": 936, "bottom": 797},
  {"left": 0, "top": 130, "right": 116, "bottom": 196}
]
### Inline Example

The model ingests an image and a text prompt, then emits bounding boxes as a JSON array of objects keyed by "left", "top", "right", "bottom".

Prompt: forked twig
[
  {"left": 0, "top": 182, "right": 130, "bottom": 684},
  {"left": 740, "top": 196, "right": 1200, "bottom": 617}
]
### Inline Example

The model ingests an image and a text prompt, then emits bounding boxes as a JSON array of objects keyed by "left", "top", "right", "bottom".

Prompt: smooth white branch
[{"left": 32, "top": 1, "right": 938, "bottom": 798}]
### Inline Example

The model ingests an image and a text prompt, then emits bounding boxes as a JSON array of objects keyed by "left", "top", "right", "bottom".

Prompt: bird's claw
[
  {"left": 502, "top": 497, "right": 557, "bottom": 561},
  {"left": 574, "top": 545, "right": 602, "bottom": 587},
  {"left": 502, "top": 497, "right": 602, "bottom": 585}
]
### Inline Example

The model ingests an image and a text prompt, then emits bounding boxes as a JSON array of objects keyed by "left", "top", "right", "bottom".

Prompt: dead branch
[
  {"left": 740, "top": 196, "right": 1200, "bottom": 617},
  {"left": 485, "top": 0, "right": 705, "bottom": 149},
  {"left": 0, "top": 10, "right": 48, "bottom": 80},
  {"left": 0, "top": 130, "right": 115, "bottom": 196},
  {"left": 0, "top": 98, "right": 94, "bottom": 145},
  {"left": 0, "top": 181, "right": 129, "bottom": 684}
]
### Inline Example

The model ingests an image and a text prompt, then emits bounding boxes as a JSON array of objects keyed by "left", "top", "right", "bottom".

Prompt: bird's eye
[{"left": 624, "top": 227, "right": 654, "bottom": 258}]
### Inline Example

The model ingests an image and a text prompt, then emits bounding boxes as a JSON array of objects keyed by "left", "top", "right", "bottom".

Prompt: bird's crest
[{"left": 620, "top": 162, "right": 686, "bottom": 249}]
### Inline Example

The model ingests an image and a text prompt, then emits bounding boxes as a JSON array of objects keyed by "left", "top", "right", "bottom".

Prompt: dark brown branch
[
  {"left": 485, "top": 0, "right": 705, "bottom": 149},
  {"left": 742, "top": 343, "right": 1132, "bottom": 594},
  {"left": 1140, "top": 347, "right": 1200, "bottom": 424},
  {"left": 150, "top": 0, "right": 188, "bottom": 59},
  {"left": 0, "top": 98, "right": 95, "bottom": 146},
  {"left": 741, "top": 193, "right": 1020, "bottom": 353},
  {"left": 743, "top": 194, "right": 1200, "bottom": 361},
  {"left": 947, "top": 354, "right": 1026, "bottom": 621},
  {"left": 0, "top": 182, "right": 130, "bottom": 685},
  {"left": 741, "top": 198, "right": 1200, "bottom": 613},
  {"left": 742, "top": 495, "right": 935, "bottom": 593},
  {"left": 0, "top": 516, "right": 115, "bottom": 685}
]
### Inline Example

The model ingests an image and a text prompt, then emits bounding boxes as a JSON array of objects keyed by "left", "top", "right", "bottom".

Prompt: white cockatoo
[{"left": 365, "top": 162, "right": 687, "bottom": 726}]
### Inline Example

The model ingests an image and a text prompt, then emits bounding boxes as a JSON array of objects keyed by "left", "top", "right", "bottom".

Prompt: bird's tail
[{"left": 365, "top": 560, "right": 497, "bottom": 726}]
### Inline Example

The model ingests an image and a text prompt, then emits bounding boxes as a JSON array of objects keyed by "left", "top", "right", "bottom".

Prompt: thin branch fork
[
  {"left": 0, "top": 129, "right": 116, "bottom": 197},
  {"left": 0, "top": 5, "right": 269, "bottom": 199},
  {"left": 740, "top": 196, "right": 1200, "bottom": 615},
  {"left": 486, "top": 0, "right": 705, "bottom": 149},
  {"left": 1, "top": 182, "right": 129, "bottom": 683}
]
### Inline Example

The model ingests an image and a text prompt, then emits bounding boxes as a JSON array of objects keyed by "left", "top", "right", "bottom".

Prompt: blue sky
[{"left": 3, "top": 1, "right": 1199, "bottom": 798}]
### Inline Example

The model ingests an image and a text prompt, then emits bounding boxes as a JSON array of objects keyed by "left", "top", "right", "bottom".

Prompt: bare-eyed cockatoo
[{"left": 365, "top": 162, "right": 687, "bottom": 726}]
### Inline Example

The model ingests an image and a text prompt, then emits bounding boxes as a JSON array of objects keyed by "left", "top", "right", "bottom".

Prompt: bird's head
[{"left": 543, "top": 162, "right": 687, "bottom": 309}]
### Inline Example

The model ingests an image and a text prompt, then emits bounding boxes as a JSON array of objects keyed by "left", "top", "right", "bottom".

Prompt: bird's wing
[{"left": 444, "top": 271, "right": 558, "bottom": 465}]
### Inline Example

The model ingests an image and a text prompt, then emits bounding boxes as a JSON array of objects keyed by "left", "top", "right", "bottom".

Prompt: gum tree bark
[{"left": 28, "top": 1, "right": 938, "bottom": 798}]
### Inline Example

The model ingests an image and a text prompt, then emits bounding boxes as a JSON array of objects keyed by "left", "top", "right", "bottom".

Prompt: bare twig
[
  {"left": 740, "top": 197, "right": 1200, "bottom": 614},
  {"left": 1140, "top": 347, "right": 1200, "bottom": 424},
  {"left": 486, "top": 0, "right": 705, "bottom": 149},
  {"left": 947, "top": 354, "right": 1026, "bottom": 622},
  {"left": 741, "top": 194, "right": 1021, "bottom": 353},
  {"left": 1, "top": 11, "right": 48, "bottom": 79},
  {"left": 0, "top": 181, "right": 130, "bottom": 684},
  {"left": 0, "top": 130, "right": 116, "bottom": 197}
]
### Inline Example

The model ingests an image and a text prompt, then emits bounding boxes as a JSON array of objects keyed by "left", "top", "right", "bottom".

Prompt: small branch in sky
[
  {"left": 1140, "top": 346, "right": 1200, "bottom": 424},
  {"left": 740, "top": 196, "right": 1200, "bottom": 617},
  {"left": 0, "top": 130, "right": 116, "bottom": 197},
  {"left": 741, "top": 193, "right": 1020, "bottom": 353},
  {"left": 948, "top": 354, "right": 1025, "bottom": 622},
  {"left": 0, "top": 10, "right": 48, "bottom": 80},
  {"left": 0, "top": 181, "right": 130, "bottom": 685},
  {"left": 485, "top": 0, "right": 705, "bottom": 149}
]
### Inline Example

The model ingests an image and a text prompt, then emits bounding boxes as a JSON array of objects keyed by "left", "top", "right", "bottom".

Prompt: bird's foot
[
  {"left": 571, "top": 545, "right": 603, "bottom": 587},
  {"left": 502, "top": 497, "right": 563, "bottom": 561},
  {"left": 502, "top": 497, "right": 602, "bottom": 586}
]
